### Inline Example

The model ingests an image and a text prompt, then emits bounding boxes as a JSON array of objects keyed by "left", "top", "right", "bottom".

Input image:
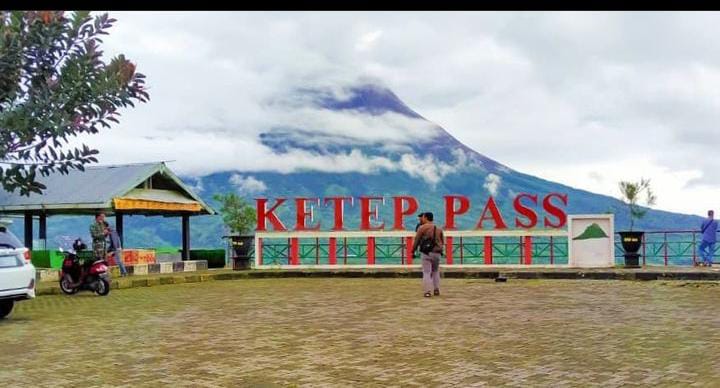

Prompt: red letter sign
[
  {"left": 360, "top": 196, "right": 385, "bottom": 231},
  {"left": 513, "top": 193, "right": 538, "bottom": 229},
  {"left": 295, "top": 197, "right": 321, "bottom": 231},
  {"left": 444, "top": 195, "right": 470, "bottom": 230},
  {"left": 256, "top": 198, "right": 287, "bottom": 231},
  {"left": 543, "top": 193, "right": 568, "bottom": 228},
  {"left": 323, "top": 196, "right": 354, "bottom": 231},
  {"left": 476, "top": 196, "right": 507, "bottom": 229},
  {"left": 392, "top": 196, "right": 418, "bottom": 230}
]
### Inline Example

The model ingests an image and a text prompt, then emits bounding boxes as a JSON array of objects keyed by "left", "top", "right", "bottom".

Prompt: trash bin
[
  {"left": 229, "top": 235, "right": 254, "bottom": 271},
  {"left": 232, "top": 255, "right": 251, "bottom": 270}
]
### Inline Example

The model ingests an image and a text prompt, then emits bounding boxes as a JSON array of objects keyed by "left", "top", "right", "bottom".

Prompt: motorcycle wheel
[
  {"left": 95, "top": 278, "right": 110, "bottom": 296},
  {"left": 60, "top": 275, "right": 78, "bottom": 295}
]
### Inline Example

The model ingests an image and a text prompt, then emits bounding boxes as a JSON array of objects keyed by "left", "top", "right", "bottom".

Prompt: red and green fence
[
  {"left": 31, "top": 231, "right": 714, "bottom": 268},
  {"left": 614, "top": 230, "right": 718, "bottom": 266},
  {"left": 254, "top": 229, "right": 716, "bottom": 267},
  {"left": 254, "top": 230, "right": 569, "bottom": 267}
]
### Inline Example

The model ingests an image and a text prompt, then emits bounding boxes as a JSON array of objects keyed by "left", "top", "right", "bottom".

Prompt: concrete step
[{"left": 36, "top": 260, "right": 209, "bottom": 282}]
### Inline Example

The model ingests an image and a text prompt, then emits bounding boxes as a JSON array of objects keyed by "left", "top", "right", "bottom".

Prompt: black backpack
[{"left": 419, "top": 226, "right": 437, "bottom": 254}]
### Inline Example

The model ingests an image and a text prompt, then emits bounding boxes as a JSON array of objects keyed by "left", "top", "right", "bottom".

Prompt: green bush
[
  {"left": 155, "top": 246, "right": 180, "bottom": 254},
  {"left": 189, "top": 249, "right": 226, "bottom": 268},
  {"left": 31, "top": 250, "right": 51, "bottom": 268},
  {"left": 49, "top": 250, "right": 65, "bottom": 268}
]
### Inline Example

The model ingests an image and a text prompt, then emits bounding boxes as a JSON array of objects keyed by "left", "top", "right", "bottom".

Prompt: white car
[{"left": 0, "top": 226, "right": 36, "bottom": 319}]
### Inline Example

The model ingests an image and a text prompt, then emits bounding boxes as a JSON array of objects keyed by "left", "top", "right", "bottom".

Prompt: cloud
[
  {"left": 356, "top": 30, "right": 383, "bottom": 51},
  {"left": 484, "top": 173, "right": 502, "bottom": 196},
  {"left": 264, "top": 107, "right": 440, "bottom": 145},
  {"left": 187, "top": 177, "right": 204, "bottom": 193},
  {"left": 229, "top": 174, "right": 268, "bottom": 195},
  {"left": 588, "top": 171, "right": 603, "bottom": 183},
  {"left": 397, "top": 149, "right": 484, "bottom": 186}
]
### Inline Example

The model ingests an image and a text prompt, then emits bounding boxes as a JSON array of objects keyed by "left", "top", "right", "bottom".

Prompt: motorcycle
[{"left": 58, "top": 238, "right": 111, "bottom": 296}]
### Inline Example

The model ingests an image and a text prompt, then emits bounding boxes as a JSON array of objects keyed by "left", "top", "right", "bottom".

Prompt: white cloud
[
  {"left": 484, "top": 173, "right": 502, "bottom": 196},
  {"left": 524, "top": 157, "right": 711, "bottom": 217},
  {"left": 356, "top": 30, "right": 383, "bottom": 51},
  {"left": 229, "top": 174, "right": 268, "bottom": 195},
  {"left": 188, "top": 177, "right": 204, "bottom": 193},
  {"left": 398, "top": 149, "right": 484, "bottom": 186},
  {"left": 588, "top": 171, "right": 603, "bottom": 184},
  {"left": 269, "top": 108, "right": 439, "bottom": 145}
]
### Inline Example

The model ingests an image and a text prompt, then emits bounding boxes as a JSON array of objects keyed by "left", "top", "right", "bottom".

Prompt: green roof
[{"left": 0, "top": 162, "right": 215, "bottom": 215}]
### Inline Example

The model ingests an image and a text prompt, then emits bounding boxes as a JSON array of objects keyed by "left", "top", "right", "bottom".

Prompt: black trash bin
[
  {"left": 619, "top": 231, "right": 644, "bottom": 268},
  {"left": 229, "top": 235, "right": 254, "bottom": 270}
]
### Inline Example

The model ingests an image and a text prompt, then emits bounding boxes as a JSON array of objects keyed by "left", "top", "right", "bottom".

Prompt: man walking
[
  {"left": 699, "top": 210, "right": 718, "bottom": 267},
  {"left": 412, "top": 212, "right": 444, "bottom": 298}
]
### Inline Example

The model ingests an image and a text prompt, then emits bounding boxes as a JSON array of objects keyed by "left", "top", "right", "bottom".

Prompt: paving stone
[{"left": 4, "top": 278, "right": 720, "bottom": 386}]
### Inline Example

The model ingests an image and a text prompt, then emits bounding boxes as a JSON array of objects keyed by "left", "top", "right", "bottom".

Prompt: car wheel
[
  {"left": 0, "top": 300, "right": 13, "bottom": 319},
  {"left": 95, "top": 278, "right": 110, "bottom": 296}
]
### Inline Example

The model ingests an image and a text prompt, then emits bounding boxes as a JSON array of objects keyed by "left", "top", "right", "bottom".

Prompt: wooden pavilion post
[
  {"left": 115, "top": 212, "right": 124, "bottom": 246},
  {"left": 24, "top": 212, "right": 33, "bottom": 250},
  {"left": 181, "top": 214, "right": 190, "bottom": 260},
  {"left": 38, "top": 213, "right": 47, "bottom": 250}
]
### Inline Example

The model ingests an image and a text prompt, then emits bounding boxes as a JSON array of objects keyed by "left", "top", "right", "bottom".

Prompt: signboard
[
  {"left": 567, "top": 214, "right": 615, "bottom": 267},
  {"left": 255, "top": 193, "right": 569, "bottom": 232}
]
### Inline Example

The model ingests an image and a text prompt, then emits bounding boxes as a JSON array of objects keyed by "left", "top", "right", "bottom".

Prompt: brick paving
[{"left": 1, "top": 278, "right": 719, "bottom": 386}]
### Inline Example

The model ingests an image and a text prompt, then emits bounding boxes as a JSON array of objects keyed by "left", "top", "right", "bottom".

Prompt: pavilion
[{"left": 0, "top": 162, "right": 215, "bottom": 259}]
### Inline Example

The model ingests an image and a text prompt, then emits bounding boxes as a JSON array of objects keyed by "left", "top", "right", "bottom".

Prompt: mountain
[
  {"left": 573, "top": 223, "right": 610, "bottom": 240},
  {"left": 8, "top": 84, "right": 704, "bottom": 249}
]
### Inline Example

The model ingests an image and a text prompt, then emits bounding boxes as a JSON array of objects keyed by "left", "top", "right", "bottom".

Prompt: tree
[
  {"left": 618, "top": 178, "right": 657, "bottom": 231},
  {"left": 213, "top": 193, "right": 257, "bottom": 235},
  {"left": 0, "top": 11, "right": 149, "bottom": 196}
]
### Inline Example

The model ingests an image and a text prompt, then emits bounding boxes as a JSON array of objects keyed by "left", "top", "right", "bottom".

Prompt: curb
[{"left": 35, "top": 260, "right": 209, "bottom": 282}]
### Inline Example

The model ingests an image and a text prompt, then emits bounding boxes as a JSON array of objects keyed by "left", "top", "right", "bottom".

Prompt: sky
[{"left": 81, "top": 11, "right": 720, "bottom": 216}]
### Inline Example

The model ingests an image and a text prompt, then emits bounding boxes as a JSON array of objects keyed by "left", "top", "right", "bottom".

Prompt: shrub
[
  {"left": 31, "top": 250, "right": 50, "bottom": 268},
  {"left": 189, "top": 249, "right": 225, "bottom": 268}
]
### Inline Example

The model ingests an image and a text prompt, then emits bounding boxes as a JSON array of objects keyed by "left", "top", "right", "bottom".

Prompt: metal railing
[
  {"left": 253, "top": 229, "right": 717, "bottom": 267},
  {"left": 614, "top": 230, "right": 717, "bottom": 266},
  {"left": 254, "top": 230, "right": 568, "bottom": 267}
]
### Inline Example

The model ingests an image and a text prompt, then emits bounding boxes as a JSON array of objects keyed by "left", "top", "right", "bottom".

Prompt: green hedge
[
  {"left": 31, "top": 250, "right": 50, "bottom": 268},
  {"left": 35, "top": 248, "right": 228, "bottom": 268},
  {"left": 30, "top": 250, "right": 65, "bottom": 268},
  {"left": 155, "top": 246, "right": 180, "bottom": 254},
  {"left": 189, "top": 249, "right": 225, "bottom": 268}
]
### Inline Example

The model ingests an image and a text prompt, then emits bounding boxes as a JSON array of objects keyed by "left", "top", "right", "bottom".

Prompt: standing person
[
  {"left": 105, "top": 221, "right": 128, "bottom": 277},
  {"left": 87, "top": 212, "right": 109, "bottom": 280},
  {"left": 89, "top": 212, "right": 109, "bottom": 260},
  {"left": 699, "top": 210, "right": 718, "bottom": 267},
  {"left": 412, "top": 212, "right": 444, "bottom": 298}
]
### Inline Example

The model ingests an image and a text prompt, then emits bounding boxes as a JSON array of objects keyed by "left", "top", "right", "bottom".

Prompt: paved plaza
[{"left": 2, "top": 278, "right": 719, "bottom": 386}]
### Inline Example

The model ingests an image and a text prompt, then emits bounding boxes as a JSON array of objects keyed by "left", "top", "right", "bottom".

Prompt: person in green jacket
[{"left": 89, "top": 212, "right": 109, "bottom": 263}]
